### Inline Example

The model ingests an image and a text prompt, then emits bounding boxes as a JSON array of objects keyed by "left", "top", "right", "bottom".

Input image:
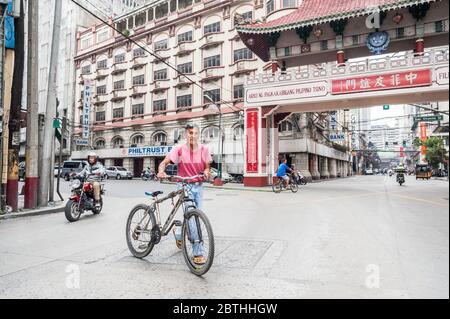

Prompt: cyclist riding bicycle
[
  {"left": 276, "top": 159, "right": 292, "bottom": 188},
  {"left": 158, "top": 124, "right": 212, "bottom": 265}
]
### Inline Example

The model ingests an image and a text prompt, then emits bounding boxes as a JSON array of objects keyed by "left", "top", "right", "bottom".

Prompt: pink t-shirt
[{"left": 168, "top": 144, "right": 212, "bottom": 178}]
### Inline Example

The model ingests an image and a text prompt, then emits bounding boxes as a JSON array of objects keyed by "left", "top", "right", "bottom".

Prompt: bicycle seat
[{"left": 145, "top": 191, "right": 164, "bottom": 198}]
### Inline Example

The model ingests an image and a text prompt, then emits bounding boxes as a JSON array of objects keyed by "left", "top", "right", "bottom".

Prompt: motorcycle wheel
[
  {"left": 65, "top": 200, "right": 82, "bottom": 223},
  {"left": 93, "top": 199, "right": 103, "bottom": 215}
]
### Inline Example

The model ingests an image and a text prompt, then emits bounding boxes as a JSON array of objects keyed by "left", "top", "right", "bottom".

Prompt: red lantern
[
  {"left": 415, "top": 38, "right": 425, "bottom": 56},
  {"left": 337, "top": 50, "right": 346, "bottom": 66}
]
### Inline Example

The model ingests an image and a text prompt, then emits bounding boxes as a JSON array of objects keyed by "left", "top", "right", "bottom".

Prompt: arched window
[
  {"left": 132, "top": 135, "right": 145, "bottom": 146},
  {"left": 96, "top": 139, "right": 106, "bottom": 150},
  {"left": 153, "top": 132, "right": 168, "bottom": 146},
  {"left": 279, "top": 121, "right": 294, "bottom": 133},
  {"left": 112, "top": 136, "right": 124, "bottom": 148},
  {"left": 202, "top": 126, "right": 220, "bottom": 143}
]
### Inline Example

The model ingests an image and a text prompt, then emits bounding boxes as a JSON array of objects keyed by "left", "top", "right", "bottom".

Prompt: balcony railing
[{"left": 200, "top": 33, "right": 224, "bottom": 50}]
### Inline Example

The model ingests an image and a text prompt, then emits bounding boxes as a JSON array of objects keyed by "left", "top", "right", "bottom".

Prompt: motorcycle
[
  {"left": 141, "top": 171, "right": 158, "bottom": 181},
  {"left": 293, "top": 173, "right": 308, "bottom": 186},
  {"left": 65, "top": 176, "right": 105, "bottom": 222},
  {"left": 396, "top": 173, "right": 405, "bottom": 186}
]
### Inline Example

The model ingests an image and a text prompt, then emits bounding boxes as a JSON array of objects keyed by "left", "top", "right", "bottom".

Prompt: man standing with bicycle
[{"left": 158, "top": 124, "right": 212, "bottom": 265}]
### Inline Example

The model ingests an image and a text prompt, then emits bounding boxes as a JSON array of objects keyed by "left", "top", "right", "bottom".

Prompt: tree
[{"left": 414, "top": 136, "right": 449, "bottom": 169}]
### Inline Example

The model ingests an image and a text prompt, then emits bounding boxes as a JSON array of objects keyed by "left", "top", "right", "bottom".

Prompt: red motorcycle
[{"left": 65, "top": 176, "right": 105, "bottom": 222}]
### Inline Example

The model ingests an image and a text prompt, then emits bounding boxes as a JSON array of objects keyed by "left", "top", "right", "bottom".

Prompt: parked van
[{"left": 61, "top": 160, "right": 88, "bottom": 181}]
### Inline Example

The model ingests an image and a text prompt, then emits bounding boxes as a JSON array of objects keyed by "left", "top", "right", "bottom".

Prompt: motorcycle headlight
[{"left": 71, "top": 179, "right": 81, "bottom": 189}]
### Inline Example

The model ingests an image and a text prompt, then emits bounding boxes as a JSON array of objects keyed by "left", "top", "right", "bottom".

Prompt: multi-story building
[
  {"left": 20, "top": 0, "right": 145, "bottom": 160},
  {"left": 72, "top": 0, "right": 352, "bottom": 181}
]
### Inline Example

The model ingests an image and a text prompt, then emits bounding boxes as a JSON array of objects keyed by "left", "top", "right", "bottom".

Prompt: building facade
[{"left": 71, "top": 0, "right": 355, "bottom": 181}]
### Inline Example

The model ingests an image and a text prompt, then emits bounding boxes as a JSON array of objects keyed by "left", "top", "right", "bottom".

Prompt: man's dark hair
[{"left": 185, "top": 123, "right": 199, "bottom": 131}]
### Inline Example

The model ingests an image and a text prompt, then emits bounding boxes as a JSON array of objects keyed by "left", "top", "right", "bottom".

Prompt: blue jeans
[{"left": 175, "top": 184, "right": 204, "bottom": 257}]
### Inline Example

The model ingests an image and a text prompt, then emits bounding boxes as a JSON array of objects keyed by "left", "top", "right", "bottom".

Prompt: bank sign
[{"left": 126, "top": 146, "right": 173, "bottom": 157}]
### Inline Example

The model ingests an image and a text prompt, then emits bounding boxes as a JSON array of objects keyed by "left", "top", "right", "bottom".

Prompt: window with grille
[
  {"left": 81, "top": 36, "right": 92, "bottom": 50},
  {"left": 96, "top": 140, "right": 106, "bottom": 149},
  {"left": 153, "top": 133, "right": 167, "bottom": 145},
  {"left": 114, "top": 53, "right": 126, "bottom": 63},
  {"left": 97, "top": 29, "right": 109, "bottom": 43},
  {"left": 148, "top": 8, "right": 154, "bottom": 21},
  {"left": 113, "top": 108, "right": 124, "bottom": 119},
  {"left": 279, "top": 121, "right": 294, "bottom": 132},
  {"left": 114, "top": 80, "right": 125, "bottom": 90},
  {"left": 133, "top": 75, "right": 145, "bottom": 85},
  {"left": 154, "top": 39, "right": 168, "bottom": 50},
  {"left": 203, "top": 126, "right": 220, "bottom": 142},
  {"left": 154, "top": 69, "right": 167, "bottom": 80},
  {"left": 241, "top": 11, "right": 253, "bottom": 21},
  {"left": 132, "top": 103, "right": 145, "bottom": 115},
  {"left": 266, "top": 0, "right": 275, "bottom": 14},
  {"left": 97, "top": 85, "right": 107, "bottom": 95},
  {"left": 81, "top": 65, "right": 91, "bottom": 75},
  {"left": 178, "top": 31, "right": 193, "bottom": 43},
  {"left": 96, "top": 111, "right": 105, "bottom": 122},
  {"left": 177, "top": 62, "right": 192, "bottom": 74},
  {"left": 97, "top": 59, "right": 108, "bottom": 69},
  {"left": 178, "top": 0, "right": 193, "bottom": 10},
  {"left": 204, "top": 22, "right": 221, "bottom": 34},
  {"left": 135, "top": 12, "right": 146, "bottom": 28},
  {"left": 112, "top": 137, "right": 124, "bottom": 148},
  {"left": 204, "top": 89, "right": 220, "bottom": 103},
  {"left": 177, "top": 95, "right": 192, "bottom": 108},
  {"left": 153, "top": 100, "right": 167, "bottom": 111},
  {"left": 204, "top": 55, "right": 221, "bottom": 68},
  {"left": 234, "top": 84, "right": 244, "bottom": 99},
  {"left": 132, "top": 135, "right": 145, "bottom": 145},
  {"left": 170, "top": 0, "right": 177, "bottom": 12},
  {"left": 155, "top": 3, "right": 169, "bottom": 19},
  {"left": 133, "top": 48, "right": 146, "bottom": 58},
  {"left": 234, "top": 48, "right": 253, "bottom": 62}
]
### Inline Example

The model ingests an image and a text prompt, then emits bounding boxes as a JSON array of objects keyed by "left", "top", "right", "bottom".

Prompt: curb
[{"left": 0, "top": 203, "right": 65, "bottom": 221}]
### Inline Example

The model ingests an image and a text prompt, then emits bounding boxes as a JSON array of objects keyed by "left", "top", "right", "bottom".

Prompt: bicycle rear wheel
[
  {"left": 272, "top": 180, "right": 282, "bottom": 193},
  {"left": 182, "top": 209, "right": 215, "bottom": 276},
  {"left": 126, "top": 204, "right": 156, "bottom": 259}
]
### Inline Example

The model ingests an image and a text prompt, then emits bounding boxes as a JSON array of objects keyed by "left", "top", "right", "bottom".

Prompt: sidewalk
[{"left": 0, "top": 201, "right": 65, "bottom": 221}]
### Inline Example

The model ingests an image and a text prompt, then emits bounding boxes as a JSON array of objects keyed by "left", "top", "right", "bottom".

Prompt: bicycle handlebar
[{"left": 169, "top": 174, "right": 205, "bottom": 183}]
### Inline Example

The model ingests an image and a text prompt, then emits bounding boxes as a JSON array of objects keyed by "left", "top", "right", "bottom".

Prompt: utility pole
[
  {"left": 24, "top": 0, "right": 39, "bottom": 209},
  {"left": 0, "top": 1, "right": 7, "bottom": 213},
  {"left": 7, "top": 0, "right": 24, "bottom": 212},
  {"left": 39, "top": 0, "right": 62, "bottom": 207}
]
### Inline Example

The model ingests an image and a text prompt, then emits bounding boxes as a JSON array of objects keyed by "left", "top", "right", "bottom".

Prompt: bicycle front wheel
[
  {"left": 182, "top": 209, "right": 215, "bottom": 276},
  {"left": 290, "top": 183, "right": 299, "bottom": 193}
]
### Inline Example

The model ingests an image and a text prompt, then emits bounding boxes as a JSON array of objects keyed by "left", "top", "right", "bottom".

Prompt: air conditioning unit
[{"left": 206, "top": 35, "right": 214, "bottom": 44}]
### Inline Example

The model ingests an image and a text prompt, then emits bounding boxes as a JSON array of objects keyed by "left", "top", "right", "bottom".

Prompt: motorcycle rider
[
  {"left": 395, "top": 163, "right": 406, "bottom": 184},
  {"left": 74, "top": 152, "right": 105, "bottom": 209}
]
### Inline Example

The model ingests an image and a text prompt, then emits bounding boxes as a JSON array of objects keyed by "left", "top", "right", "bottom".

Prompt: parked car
[
  {"left": 210, "top": 168, "right": 234, "bottom": 183},
  {"left": 19, "top": 162, "right": 26, "bottom": 181},
  {"left": 105, "top": 166, "right": 133, "bottom": 180},
  {"left": 61, "top": 160, "right": 89, "bottom": 181},
  {"left": 365, "top": 169, "right": 374, "bottom": 175}
]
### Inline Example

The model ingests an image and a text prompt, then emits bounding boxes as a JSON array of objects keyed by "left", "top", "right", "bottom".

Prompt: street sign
[
  {"left": 53, "top": 118, "right": 61, "bottom": 129},
  {"left": 415, "top": 115, "right": 444, "bottom": 122},
  {"left": 75, "top": 139, "right": 89, "bottom": 146},
  {"left": 329, "top": 132, "right": 346, "bottom": 141}
]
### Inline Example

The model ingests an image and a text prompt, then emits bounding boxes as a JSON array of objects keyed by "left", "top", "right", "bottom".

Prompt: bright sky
[{"left": 370, "top": 104, "right": 407, "bottom": 127}]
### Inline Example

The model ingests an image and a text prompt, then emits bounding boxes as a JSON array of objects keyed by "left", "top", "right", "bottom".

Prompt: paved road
[{"left": 1, "top": 176, "right": 448, "bottom": 299}]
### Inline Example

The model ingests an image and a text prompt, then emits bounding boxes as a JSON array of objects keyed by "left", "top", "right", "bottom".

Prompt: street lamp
[{"left": 204, "top": 94, "right": 224, "bottom": 186}]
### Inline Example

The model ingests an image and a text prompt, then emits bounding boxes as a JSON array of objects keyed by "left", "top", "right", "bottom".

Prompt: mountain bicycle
[{"left": 126, "top": 174, "right": 214, "bottom": 276}]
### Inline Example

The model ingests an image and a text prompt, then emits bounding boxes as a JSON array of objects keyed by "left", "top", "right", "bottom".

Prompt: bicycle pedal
[{"left": 174, "top": 220, "right": 183, "bottom": 227}]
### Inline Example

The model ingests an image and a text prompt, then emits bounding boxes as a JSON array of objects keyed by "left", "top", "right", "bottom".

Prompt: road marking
[{"left": 388, "top": 193, "right": 449, "bottom": 208}]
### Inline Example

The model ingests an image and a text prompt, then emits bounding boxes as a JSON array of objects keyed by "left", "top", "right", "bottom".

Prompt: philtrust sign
[
  {"left": 246, "top": 81, "right": 328, "bottom": 106},
  {"left": 124, "top": 146, "right": 173, "bottom": 157}
]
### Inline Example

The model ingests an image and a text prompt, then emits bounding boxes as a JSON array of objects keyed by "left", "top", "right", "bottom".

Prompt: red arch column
[{"left": 244, "top": 107, "right": 280, "bottom": 187}]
